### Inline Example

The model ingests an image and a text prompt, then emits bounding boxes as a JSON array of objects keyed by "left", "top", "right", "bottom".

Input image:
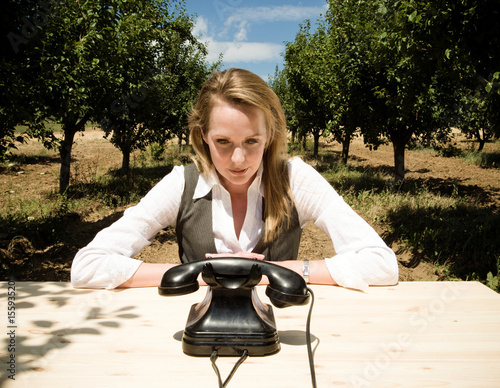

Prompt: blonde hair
[{"left": 188, "top": 68, "right": 292, "bottom": 243}]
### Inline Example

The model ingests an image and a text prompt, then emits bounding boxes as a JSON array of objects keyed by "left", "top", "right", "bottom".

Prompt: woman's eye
[
  {"left": 216, "top": 139, "right": 229, "bottom": 145},
  {"left": 246, "top": 139, "right": 259, "bottom": 145}
]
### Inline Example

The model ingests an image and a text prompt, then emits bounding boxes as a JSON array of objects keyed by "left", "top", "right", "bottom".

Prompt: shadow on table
[{"left": 0, "top": 282, "right": 140, "bottom": 386}]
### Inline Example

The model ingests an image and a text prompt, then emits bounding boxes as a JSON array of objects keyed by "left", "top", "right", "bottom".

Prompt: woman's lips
[{"left": 229, "top": 168, "right": 248, "bottom": 175}]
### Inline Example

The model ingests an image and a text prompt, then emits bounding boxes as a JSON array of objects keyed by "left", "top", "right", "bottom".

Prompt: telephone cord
[
  {"left": 210, "top": 349, "right": 249, "bottom": 388},
  {"left": 306, "top": 287, "right": 317, "bottom": 388}
]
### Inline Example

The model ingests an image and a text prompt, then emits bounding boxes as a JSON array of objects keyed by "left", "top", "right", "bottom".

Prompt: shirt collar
[{"left": 193, "top": 164, "right": 265, "bottom": 199}]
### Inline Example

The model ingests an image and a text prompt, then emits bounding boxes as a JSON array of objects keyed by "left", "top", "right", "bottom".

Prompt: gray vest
[{"left": 176, "top": 164, "right": 302, "bottom": 263}]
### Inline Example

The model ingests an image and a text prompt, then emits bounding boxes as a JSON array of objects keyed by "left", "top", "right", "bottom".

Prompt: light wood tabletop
[{"left": 1, "top": 281, "right": 499, "bottom": 387}]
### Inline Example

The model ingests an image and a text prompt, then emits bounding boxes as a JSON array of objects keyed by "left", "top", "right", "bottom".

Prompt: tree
[
  {"left": 0, "top": 0, "right": 41, "bottom": 158},
  {"left": 324, "top": 0, "right": 384, "bottom": 164},
  {"left": 366, "top": 1, "right": 454, "bottom": 180},
  {"left": 143, "top": 27, "right": 218, "bottom": 154},
  {"left": 22, "top": 0, "right": 129, "bottom": 193},
  {"left": 285, "top": 20, "right": 334, "bottom": 157},
  {"left": 444, "top": 0, "right": 500, "bottom": 149},
  {"left": 455, "top": 80, "right": 500, "bottom": 151},
  {"left": 280, "top": 0, "right": 499, "bottom": 178},
  {"left": 96, "top": 1, "right": 205, "bottom": 177},
  {"left": 268, "top": 66, "right": 299, "bottom": 143},
  {"left": 11, "top": 0, "right": 202, "bottom": 193},
  {"left": 371, "top": 0, "right": 500, "bottom": 179}
]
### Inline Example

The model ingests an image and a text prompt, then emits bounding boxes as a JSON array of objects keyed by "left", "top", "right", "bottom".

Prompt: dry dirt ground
[{"left": 1, "top": 129, "right": 499, "bottom": 283}]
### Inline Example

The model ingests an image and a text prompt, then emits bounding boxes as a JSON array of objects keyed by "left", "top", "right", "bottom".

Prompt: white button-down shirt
[
  {"left": 71, "top": 157, "right": 398, "bottom": 291},
  {"left": 193, "top": 163, "right": 265, "bottom": 254}
]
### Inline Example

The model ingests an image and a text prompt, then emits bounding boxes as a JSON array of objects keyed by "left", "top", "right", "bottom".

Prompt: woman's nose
[{"left": 231, "top": 146, "right": 245, "bottom": 164}]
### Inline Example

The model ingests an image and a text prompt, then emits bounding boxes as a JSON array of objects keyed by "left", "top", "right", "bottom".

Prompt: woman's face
[{"left": 203, "top": 101, "right": 267, "bottom": 194}]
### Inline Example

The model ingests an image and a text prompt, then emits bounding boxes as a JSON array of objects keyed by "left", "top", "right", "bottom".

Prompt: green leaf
[{"left": 408, "top": 10, "right": 421, "bottom": 23}]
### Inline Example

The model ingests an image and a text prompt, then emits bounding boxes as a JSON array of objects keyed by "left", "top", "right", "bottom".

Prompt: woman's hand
[
  {"left": 205, "top": 252, "right": 265, "bottom": 260},
  {"left": 205, "top": 253, "right": 337, "bottom": 286}
]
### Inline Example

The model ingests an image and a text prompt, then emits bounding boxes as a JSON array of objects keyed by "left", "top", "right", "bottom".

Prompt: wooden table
[{"left": 1, "top": 281, "right": 499, "bottom": 387}]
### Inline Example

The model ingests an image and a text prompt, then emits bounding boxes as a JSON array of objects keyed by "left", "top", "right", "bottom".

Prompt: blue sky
[{"left": 184, "top": 0, "right": 329, "bottom": 82}]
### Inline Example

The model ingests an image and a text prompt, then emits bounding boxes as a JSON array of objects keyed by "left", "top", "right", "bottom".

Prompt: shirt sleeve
[
  {"left": 288, "top": 157, "right": 398, "bottom": 291},
  {"left": 70, "top": 165, "right": 185, "bottom": 289}
]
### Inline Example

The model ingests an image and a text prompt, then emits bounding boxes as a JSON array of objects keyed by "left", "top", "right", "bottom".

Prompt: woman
[{"left": 71, "top": 68, "right": 398, "bottom": 291}]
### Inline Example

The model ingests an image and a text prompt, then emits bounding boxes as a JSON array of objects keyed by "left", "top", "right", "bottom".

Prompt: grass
[
  {"left": 1, "top": 194, "right": 76, "bottom": 248},
  {"left": 411, "top": 137, "right": 500, "bottom": 169},
  {"left": 461, "top": 151, "right": 500, "bottom": 169},
  {"left": 407, "top": 136, "right": 500, "bottom": 169}
]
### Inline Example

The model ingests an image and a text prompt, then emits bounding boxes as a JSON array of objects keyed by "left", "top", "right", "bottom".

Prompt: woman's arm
[
  {"left": 289, "top": 158, "right": 398, "bottom": 291},
  {"left": 117, "top": 262, "right": 176, "bottom": 288},
  {"left": 71, "top": 166, "right": 185, "bottom": 289}
]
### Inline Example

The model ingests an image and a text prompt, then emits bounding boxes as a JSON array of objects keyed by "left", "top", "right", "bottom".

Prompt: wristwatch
[{"left": 302, "top": 260, "right": 310, "bottom": 284}]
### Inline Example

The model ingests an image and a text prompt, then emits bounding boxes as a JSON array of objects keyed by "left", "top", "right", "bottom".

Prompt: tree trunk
[
  {"left": 178, "top": 132, "right": 183, "bottom": 153},
  {"left": 121, "top": 149, "right": 130, "bottom": 175},
  {"left": 341, "top": 129, "right": 353, "bottom": 164},
  {"left": 393, "top": 140, "right": 406, "bottom": 182},
  {"left": 59, "top": 116, "right": 88, "bottom": 194},
  {"left": 121, "top": 144, "right": 133, "bottom": 185},
  {"left": 477, "top": 140, "right": 485, "bottom": 152},
  {"left": 313, "top": 130, "right": 320, "bottom": 157},
  {"left": 59, "top": 127, "right": 77, "bottom": 194},
  {"left": 389, "top": 125, "right": 414, "bottom": 182},
  {"left": 475, "top": 129, "right": 485, "bottom": 151}
]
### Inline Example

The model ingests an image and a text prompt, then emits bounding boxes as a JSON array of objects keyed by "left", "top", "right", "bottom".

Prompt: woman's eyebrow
[{"left": 246, "top": 132, "right": 265, "bottom": 138}]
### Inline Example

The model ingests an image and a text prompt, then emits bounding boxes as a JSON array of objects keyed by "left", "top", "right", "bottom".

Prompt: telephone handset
[
  {"left": 159, "top": 257, "right": 310, "bottom": 307},
  {"left": 158, "top": 257, "right": 310, "bottom": 357}
]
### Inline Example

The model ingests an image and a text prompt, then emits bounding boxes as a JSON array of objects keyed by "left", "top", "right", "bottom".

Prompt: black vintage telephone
[
  {"left": 158, "top": 257, "right": 317, "bottom": 388},
  {"left": 158, "top": 257, "right": 310, "bottom": 356}
]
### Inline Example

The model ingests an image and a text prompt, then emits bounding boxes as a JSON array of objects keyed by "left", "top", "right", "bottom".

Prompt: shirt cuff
[
  {"left": 324, "top": 256, "right": 369, "bottom": 292},
  {"left": 71, "top": 255, "right": 143, "bottom": 290},
  {"left": 106, "top": 257, "right": 143, "bottom": 289}
]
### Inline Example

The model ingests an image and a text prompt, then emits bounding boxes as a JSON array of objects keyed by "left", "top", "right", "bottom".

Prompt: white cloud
[
  {"left": 234, "top": 20, "right": 248, "bottom": 42},
  {"left": 194, "top": 4, "right": 326, "bottom": 65},
  {"left": 195, "top": 15, "right": 283, "bottom": 64},
  {"left": 193, "top": 16, "right": 209, "bottom": 37},
  {"left": 225, "top": 5, "right": 328, "bottom": 26},
  {"left": 206, "top": 40, "right": 283, "bottom": 63},
  {"left": 220, "top": 5, "right": 327, "bottom": 42}
]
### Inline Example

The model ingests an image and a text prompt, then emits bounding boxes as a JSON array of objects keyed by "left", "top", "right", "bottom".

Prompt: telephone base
[
  {"left": 181, "top": 287, "right": 281, "bottom": 357},
  {"left": 182, "top": 329, "right": 280, "bottom": 357}
]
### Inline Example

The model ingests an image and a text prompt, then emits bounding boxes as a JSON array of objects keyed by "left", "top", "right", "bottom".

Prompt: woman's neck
[
  {"left": 217, "top": 172, "right": 256, "bottom": 239},
  {"left": 218, "top": 171, "right": 257, "bottom": 197},
  {"left": 230, "top": 192, "right": 247, "bottom": 239}
]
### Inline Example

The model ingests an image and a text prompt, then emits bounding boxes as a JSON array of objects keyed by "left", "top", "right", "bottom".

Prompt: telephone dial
[{"left": 158, "top": 257, "right": 310, "bottom": 357}]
